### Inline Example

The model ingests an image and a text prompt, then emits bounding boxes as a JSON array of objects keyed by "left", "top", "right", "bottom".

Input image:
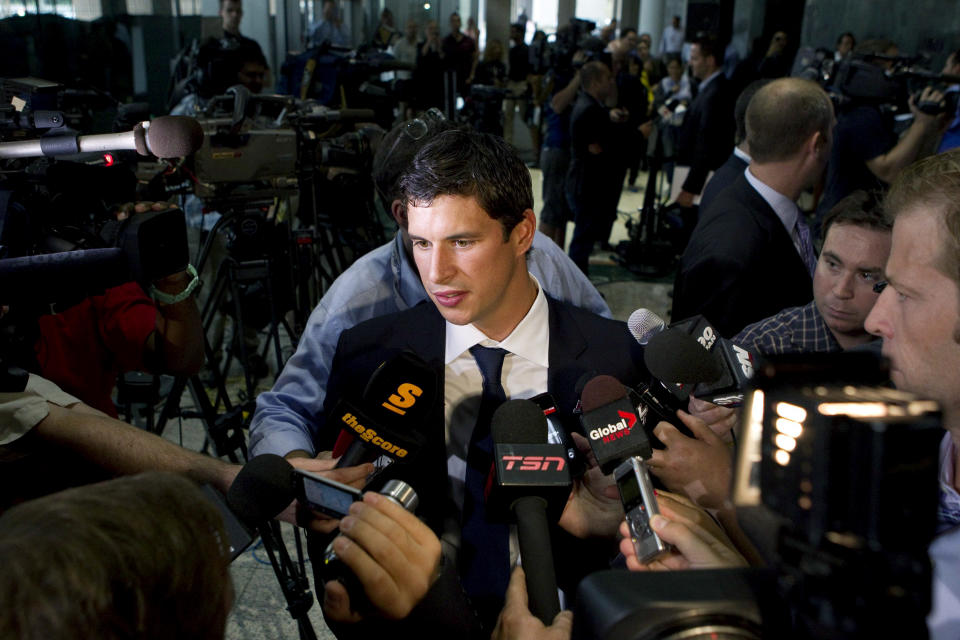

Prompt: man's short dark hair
[
  {"left": 836, "top": 31, "right": 855, "bottom": 46},
  {"left": 399, "top": 129, "right": 533, "bottom": 240},
  {"left": 822, "top": 189, "right": 890, "bottom": 241},
  {"left": 746, "top": 77, "right": 833, "bottom": 163},
  {"left": 372, "top": 111, "right": 455, "bottom": 206},
  {"left": 0, "top": 472, "right": 232, "bottom": 640},
  {"left": 621, "top": 27, "right": 637, "bottom": 38},
  {"left": 692, "top": 35, "right": 721, "bottom": 63},
  {"left": 734, "top": 79, "right": 771, "bottom": 145},
  {"left": 579, "top": 60, "right": 611, "bottom": 92}
]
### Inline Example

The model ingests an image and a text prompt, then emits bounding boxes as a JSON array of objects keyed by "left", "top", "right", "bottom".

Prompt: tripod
[{"left": 614, "top": 121, "right": 680, "bottom": 278}]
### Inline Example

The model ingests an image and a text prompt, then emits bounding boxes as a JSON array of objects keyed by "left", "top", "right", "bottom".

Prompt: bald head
[{"left": 746, "top": 77, "right": 833, "bottom": 163}]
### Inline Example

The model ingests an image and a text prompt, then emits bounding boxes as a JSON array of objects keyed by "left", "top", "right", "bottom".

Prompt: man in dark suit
[
  {"left": 699, "top": 79, "right": 770, "bottom": 212},
  {"left": 674, "top": 35, "right": 734, "bottom": 209},
  {"left": 566, "top": 60, "right": 626, "bottom": 274},
  {"left": 673, "top": 77, "right": 834, "bottom": 337},
  {"left": 310, "top": 130, "right": 647, "bottom": 638}
]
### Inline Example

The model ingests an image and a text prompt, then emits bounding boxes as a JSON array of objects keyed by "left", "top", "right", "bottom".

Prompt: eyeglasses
[{"left": 385, "top": 108, "right": 446, "bottom": 160}]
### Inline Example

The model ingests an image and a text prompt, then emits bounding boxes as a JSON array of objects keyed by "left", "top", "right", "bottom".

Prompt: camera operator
[
  {"left": 22, "top": 202, "right": 203, "bottom": 418},
  {"left": 503, "top": 23, "right": 532, "bottom": 147},
  {"left": 936, "top": 47, "right": 960, "bottom": 153},
  {"left": 566, "top": 60, "right": 631, "bottom": 275},
  {"left": 170, "top": 41, "right": 268, "bottom": 116},
  {"left": 218, "top": 0, "right": 265, "bottom": 65},
  {"left": 862, "top": 150, "right": 960, "bottom": 638},
  {"left": 817, "top": 39, "right": 948, "bottom": 220},
  {"left": 308, "top": 0, "right": 350, "bottom": 49},
  {"left": 537, "top": 53, "right": 582, "bottom": 248}
]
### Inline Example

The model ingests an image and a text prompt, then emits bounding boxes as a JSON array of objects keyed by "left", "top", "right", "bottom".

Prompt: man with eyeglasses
[{"left": 249, "top": 113, "right": 608, "bottom": 463}]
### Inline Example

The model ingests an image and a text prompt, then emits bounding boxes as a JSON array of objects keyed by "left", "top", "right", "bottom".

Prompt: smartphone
[
  {"left": 294, "top": 468, "right": 363, "bottom": 519},
  {"left": 614, "top": 456, "right": 670, "bottom": 564}
]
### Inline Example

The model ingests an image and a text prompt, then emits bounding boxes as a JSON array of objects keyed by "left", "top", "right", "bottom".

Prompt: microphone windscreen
[
  {"left": 492, "top": 399, "right": 548, "bottom": 444},
  {"left": 627, "top": 308, "right": 666, "bottom": 345},
  {"left": 362, "top": 351, "right": 437, "bottom": 427},
  {"left": 644, "top": 328, "right": 724, "bottom": 384},
  {"left": 145, "top": 116, "right": 204, "bottom": 158},
  {"left": 580, "top": 374, "right": 629, "bottom": 413},
  {"left": 226, "top": 454, "right": 295, "bottom": 525}
]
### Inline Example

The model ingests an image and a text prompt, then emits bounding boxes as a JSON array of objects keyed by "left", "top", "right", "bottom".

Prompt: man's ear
[
  {"left": 391, "top": 199, "right": 408, "bottom": 229},
  {"left": 512, "top": 209, "right": 537, "bottom": 254}
]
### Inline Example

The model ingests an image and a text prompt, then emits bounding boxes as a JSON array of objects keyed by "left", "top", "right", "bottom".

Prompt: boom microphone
[
  {"left": 487, "top": 399, "right": 571, "bottom": 625},
  {"left": 333, "top": 351, "right": 437, "bottom": 468},
  {"left": 579, "top": 375, "right": 654, "bottom": 474},
  {"left": 0, "top": 116, "right": 204, "bottom": 159}
]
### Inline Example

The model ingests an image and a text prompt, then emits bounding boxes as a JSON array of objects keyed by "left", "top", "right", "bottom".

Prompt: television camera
[{"left": 574, "top": 351, "right": 943, "bottom": 639}]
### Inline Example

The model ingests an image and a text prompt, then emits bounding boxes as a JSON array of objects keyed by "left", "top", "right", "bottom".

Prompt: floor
[{"left": 158, "top": 163, "right": 677, "bottom": 639}]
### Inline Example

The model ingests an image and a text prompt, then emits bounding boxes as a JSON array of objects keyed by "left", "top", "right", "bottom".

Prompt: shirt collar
[
  {"left": 744, "top": 166, "right": 798, "bottom": 233},
  {"left": 698, "top": 69, "right": 723, "bottom": 92},
  {"left": 444, "top": 274, "right": 549, "bottom": 367},
  {"left": 391, "top": 231, "right": 430, "bottom": 309},
  {"left": 733, "top": 146, "right": 751, "bottom": 163}
]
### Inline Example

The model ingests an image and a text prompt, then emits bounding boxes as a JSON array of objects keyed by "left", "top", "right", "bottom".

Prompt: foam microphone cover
[
  {"left": 145, "top": 116, "right": 204, "bottom": 158},
  {"left": 627, "top": 308, "right": 667, "bottom": 345},
  {"left": 492, "top": 398, "right": 549, "bottom": 444},
  {"left": 226, "top": 454, "right": 296, "bottom": 526},
  {"left": 644, "top": 327, "right": 724, "bottom": 384}
]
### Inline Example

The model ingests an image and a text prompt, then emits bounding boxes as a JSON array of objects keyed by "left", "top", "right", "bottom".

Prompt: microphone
[
  {"left": 486, "top": 399, "right": 571, "bottom": 625},
  {"left": 0, "top": 116, "right": 204, "bottom": 160},
  {"left": 225, "top": 454, "right": 297, "bottom": 527},
  {"left": 579, "top": 375, "right": 657, "bottom": 475},
  {"left": 332, "top": 351, "right": 437, "bottom": 468},
  {"left": 646, "top": 316, "right": 756, "bottom": 407},
  {"left": 627, "top": 308, "right": 667, "bottom": 345}
]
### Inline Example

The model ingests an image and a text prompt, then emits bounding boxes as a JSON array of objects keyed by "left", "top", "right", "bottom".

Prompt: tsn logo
[
  {"left": 502, "top": 455, "right": 567, "bottom": 471},
  {"left": 381, "top": 383, "right": 423, "bottom": 416}
]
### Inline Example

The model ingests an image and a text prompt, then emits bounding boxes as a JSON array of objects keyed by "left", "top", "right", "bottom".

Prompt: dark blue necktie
[{"left": 459, "top": 345, "right": 511, "bottom": 628}]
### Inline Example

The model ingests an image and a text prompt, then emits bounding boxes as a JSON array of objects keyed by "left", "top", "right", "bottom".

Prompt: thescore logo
[
  {"left": 340, "top": 412, "right": 408, "bottom": 457},
  {"left": 381, "top": 383, "right": 423, "bottom": 416},
  {"left": 589, "top": 410, "right": 639, "bottom": 443}
]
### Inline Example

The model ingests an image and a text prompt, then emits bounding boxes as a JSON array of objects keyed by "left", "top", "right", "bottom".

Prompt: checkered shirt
[{"left": 733, "top": 300, "right": 843, "bottom": 356}]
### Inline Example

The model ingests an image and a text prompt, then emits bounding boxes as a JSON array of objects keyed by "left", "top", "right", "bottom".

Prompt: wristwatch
[{"left": 150, "top": 264, "right": 200, "bottom": 305}]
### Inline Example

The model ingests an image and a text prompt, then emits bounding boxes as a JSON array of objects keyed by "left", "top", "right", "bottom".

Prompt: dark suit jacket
[
  {"left": 567, "top": 91, "right": 623, "bottom": 219},
  {"left": 699, "top": 150, "right": 748, "bottom": 213},
  {"left": 312, "top": 296, "right": 647, "bottom": 638},
  {"left": 672, "top": 172, "right": 813, "bottom": 337},
  {"left": 676, "top": 73, "right": 734, "bottom": 194}
]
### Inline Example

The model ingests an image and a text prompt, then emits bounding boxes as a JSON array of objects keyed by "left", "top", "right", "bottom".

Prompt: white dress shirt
[
  {"left": 744, "top": 166, "right": 805, "bottom": 258},
  {"left": 441, "top": 274, "right": 550, "bottom": 564}
]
